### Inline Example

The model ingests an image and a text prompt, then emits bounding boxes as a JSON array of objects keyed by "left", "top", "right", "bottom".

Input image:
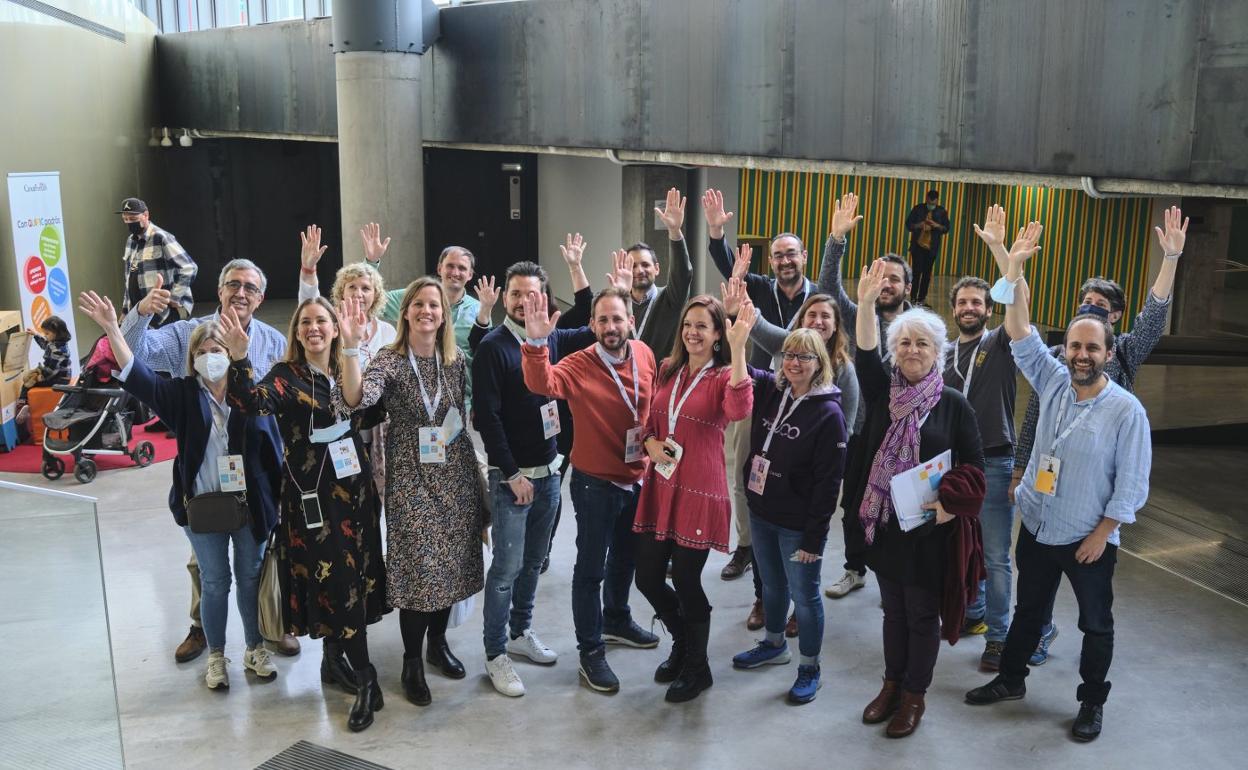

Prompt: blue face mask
[{"left": 1076, "top": 303, "right": 1110, "bottom": 319}]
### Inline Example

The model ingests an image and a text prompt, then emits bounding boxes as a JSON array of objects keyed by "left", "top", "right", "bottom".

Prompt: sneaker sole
[
  {"left": 206, "top": 680, "right": 229, "bottom": 690},
  {"left": 487, "top": 676, "right": 526, "bottom": 698},
  {"left": 602, "top": 634, "right": 659, "bottom": 649},
  {"left": 577, "top": 667, "right": 620, "bottom": 693},
  {"left": 787, "top": 680, "right": 822, "bottom": 704},
  {"left": 965, "top": 691, "right": 1024, "bottom": 705},
  {"left": 824, "top": 582, "right": 865, "bottom": 599},
  {"left": 505, "top": 646, "right": 558, "bottom": 666},
  {"left": 244, "top": 665, "right": 277, "bottom": 679},
  {"left": 720, "top": 564, "right": 752, "bottom": 581},
  {"left": 732, "top": 652, "right": 792, "bottom": 670}
]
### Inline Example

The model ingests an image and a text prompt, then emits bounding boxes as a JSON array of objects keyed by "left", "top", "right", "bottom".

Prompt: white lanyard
[
  {"left": 634, "top": 285, "right": 661, "bottom": 340},
  {"left": 409, "top": 349, "right": 444, "bottom": 419},
  {"left": 503, "top": 317, "right": 526, "bottom": 344},
  {"left": 595, "top": 343, "right": 640, "bottom": 425},
  {"left": 773, "top": 278, "right": 812, "bottom": 330},
  {"left": 1049, "top": 391, "right": 1100, "bottom": 455},
  {"left": 667, "top": 361, "right": 713, "bottom": 437},
  {"left": 762, "top": 387, "right": 808, "bottom": 455},
  {"left": 950, "top": 335, "right": 985, "bottom": 396}
]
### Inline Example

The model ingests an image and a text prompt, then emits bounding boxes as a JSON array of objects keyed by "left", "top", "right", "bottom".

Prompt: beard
[
  {"left": 504, "top": 305, "right": 525, "bottom": 326},
  {"left": 956, "top": 312, "right": 988, "bottom": 335},
  {"left": 1069, "top": 358, "right": 1106, "bottom": 386},
  {"left": 876, "top": 292, "right": 904, "bottom": 314},
  {"left": 633, "top": 275, "right": 654, "bottom": 293},
  {"left": 598, "top": 330, "right": 627, "bottom": 353}
]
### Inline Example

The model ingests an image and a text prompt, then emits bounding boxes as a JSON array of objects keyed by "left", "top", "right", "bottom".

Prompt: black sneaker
[
  {"left": 965, "top": 675, "right": 1026, "bottom": 705},
  {"left": 602, "top": 618, "right": 659, "bottom": 648},
  {"left": 1072, "top": 702, "right": 1103, "bottom": 741},
  {"left": 578, "top": 648, "right": 620, "bottom": 693}
]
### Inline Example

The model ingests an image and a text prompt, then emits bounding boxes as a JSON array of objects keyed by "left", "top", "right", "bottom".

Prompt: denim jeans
[
  {"left": 569, "top": 469, "right": 637, "bottom": 653},
  {"left": 965, "top": 455, "right": 1015, "bottom": 641},
  {"left": 183, "top": 524, "right": 266, "bottom": 650},
  {"left": 749, "top": 514, "right": 824, "bottom": 660},
  {"left": 482, "top": 470, "right": 561, "bottom": 658}
]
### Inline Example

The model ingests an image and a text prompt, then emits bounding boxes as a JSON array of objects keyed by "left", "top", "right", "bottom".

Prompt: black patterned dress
[
  {"left": 352, "top": 347, "right": 486, "bottom": 612},
  {"left": 227, "top": 357, "right": 389, "bottom": 640}
]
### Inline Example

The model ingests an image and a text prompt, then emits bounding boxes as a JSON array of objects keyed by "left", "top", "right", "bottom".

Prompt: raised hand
[
  {"left": 731, "top": 243, "right": 752, "bottom": 281},
  {"left": 720, "top": 276, "right": 747, "bottom": 316},
  {"left": 656, "top": 187, "right": 686, "bottom": 236},
  {"left": 336, "top": 297, "right": 367, "bottom": 349},
  {"left": 1007, "top": 221, "right": 1044, "bottom": 266},
  {"left": 137, "top": 274, "right": 171, "bottom": 318},
  {"left": 725, "top": 296, "right": 756, "bottom": 350},
  {"left": 78, "top": 291, "right": 119, "bottom": 331},
  {"left": 857, "top": 259, "right": 887, "bottom": 305},
  {"left": 25, "top": 326, "right": 44, "bottom": 339},
  {"left": 830, "top": 192, "right": 863, "bottom": 239},
  {"left": 300, "top": 225, "right": 327, "bottom": 272},
  {"left": 1154, "top": 205, "right": 1188, "bottom": 257},
  {"left": 607, "top": 249, "right": 633, "bottom": 291},
  {"left": 560, "top": 233, "right": 586, "bottom": 267},
  {"left": 972, "top": 204, "right": 1007, "bottom": 249},
  {"left": 701, "top": 188, "right": 735, "bottom": 239},
  {"left": 475, "top": 275, "right": 500, "bottom": 315},
  {"left": 359, "top": 222, "right": 391, "bottom": 264},
  {"left": 521, "top": 291, "right": 560, "bottom": 340},
  {"left": 218, "top": 306, "right": 251, "bottom": 361}
]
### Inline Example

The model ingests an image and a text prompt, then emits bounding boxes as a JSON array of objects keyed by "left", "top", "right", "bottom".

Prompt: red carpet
[{"left": 0, "top": 420, "right": 178, "bottom": 474}]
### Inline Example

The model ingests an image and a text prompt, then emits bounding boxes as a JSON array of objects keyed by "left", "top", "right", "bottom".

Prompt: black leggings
[
  {"left": 339, "top": 632, "right": 371, "bottom": 670},
  {"left": 399, "top": 607, "right": 451, "bottom": 659},
  {"left": 633, "top": 534, "right": 712, "bottom": 623}
]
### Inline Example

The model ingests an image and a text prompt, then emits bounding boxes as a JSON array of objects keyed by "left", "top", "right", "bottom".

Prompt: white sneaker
[
  {"left": 506, "top": 629, "right": 558, "bottom": 665},
  {"left": 205, "top": 651, "right": 230, "bottom": 690},
  {"left": 243, "top": 646, "right": 277, "bottom": 679},
  {"left": 824, "top": 570, "right": 866, "bottom": 599},
  {"left": 485, "top": 654, "right": 526, "bottom": 697}
]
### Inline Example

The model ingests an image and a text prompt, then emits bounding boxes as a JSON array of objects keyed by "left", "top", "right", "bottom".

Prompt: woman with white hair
[{"left": 845, "top": 260, "right": 986, "bottom": 739}]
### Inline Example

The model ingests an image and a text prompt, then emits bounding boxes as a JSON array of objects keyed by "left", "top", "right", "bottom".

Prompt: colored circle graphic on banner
[
  {"left": 39, "top": 226, "right": 62, "bottom": 266},
  {"left": 31, "top": 296, "right": 52, "bottom": 329},
  {"left": 24, "top": 256, "right": 47, "bottom": 294},
  {"left": 47, "top": 267, "right": 70, "bottom": 308}
]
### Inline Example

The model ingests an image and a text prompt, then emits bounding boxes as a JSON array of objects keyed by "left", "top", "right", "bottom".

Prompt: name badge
[
  {"left": 420, "top": 426, "right": 447, "bottom": 464},
  {"left": 653, "top": 439, "right": 683, "bottom": 480},
  {"left": 748, "top": 454, "right": 770, "bottom": 495},
  {"left": 217, "top": 454, "right": 246, "bottom": 492},
  {"left": 443, "top": 406, "right": 464, "bottom": 445},
  {"left": 1034, "top": 454, "right": 1061, "bottom": 497},
  {"left": 328, "top": 437, "right": 361, "bottom": 479},
  {"left": 624, "top": 426, "right": 643, "bottom": 464},
  {"left": 540, "top": 401, "right": 561, "bottom": 440}
]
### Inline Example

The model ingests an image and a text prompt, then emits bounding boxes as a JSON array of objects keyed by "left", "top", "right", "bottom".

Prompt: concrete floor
[{"left": 5, "top": 456, "right": 1248, "bottom": 770}]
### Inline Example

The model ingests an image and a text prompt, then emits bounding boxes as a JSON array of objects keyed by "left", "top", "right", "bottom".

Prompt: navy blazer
[{"left": 121, "top": 357, "right": 283, "bottom": 541}]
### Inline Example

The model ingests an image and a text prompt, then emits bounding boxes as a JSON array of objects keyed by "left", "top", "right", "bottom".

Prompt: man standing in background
[
  {"left": 905, "top": 190, "right": 950, "bottom": 305},
  {"left": 118, "top": 197, "right": 197, "bottom": 329}
]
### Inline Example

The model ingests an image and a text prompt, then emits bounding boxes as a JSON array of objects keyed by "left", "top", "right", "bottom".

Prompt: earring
[{"left": 713, "top": 341, "right": 721, "bottom": 352}]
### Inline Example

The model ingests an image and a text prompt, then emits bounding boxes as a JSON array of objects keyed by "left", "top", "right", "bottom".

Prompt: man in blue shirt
[{"left": 964, "top": 224, "right": 1152, "bottom": 743}]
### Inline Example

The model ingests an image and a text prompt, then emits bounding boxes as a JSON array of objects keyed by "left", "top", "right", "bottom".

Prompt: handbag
[
  {"left": 257, "top": 534, "right": 285, "bottom": 641},
  {"left": 186, "top": 492, "right": 249, "bottom": 533}
]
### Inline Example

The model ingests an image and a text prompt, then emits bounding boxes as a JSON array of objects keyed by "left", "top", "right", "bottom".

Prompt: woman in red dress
[{"left": 632, "top": 295, "right": 754, "bottom": 703}]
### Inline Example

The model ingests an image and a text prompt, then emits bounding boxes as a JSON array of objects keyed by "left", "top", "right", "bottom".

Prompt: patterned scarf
[{"left": 858, "top": 363, "right": 945, "bottom": 544}]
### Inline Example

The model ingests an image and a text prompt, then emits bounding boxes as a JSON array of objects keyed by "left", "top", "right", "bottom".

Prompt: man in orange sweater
[{"left": 521, "top": 286, "right": 660, "bottom": 693}]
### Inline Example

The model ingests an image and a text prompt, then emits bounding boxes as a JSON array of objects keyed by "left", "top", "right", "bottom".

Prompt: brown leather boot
[
  {"left": 784, "top": 612, "right": 798, "bottom": 638},
  {"left": 862, "top": 679, "right": 901, "bottom": 724},
  {"left": 269, "top": 633, "right": 302, "bottom": 657},
  {"left": 885, "top": 690, "right": 926, "bottom": 738},
  {"left": 174, "top": 625, "right": 207, "bottom": 663},
  {"left": 746, "top": 599, "right": 765, "bottom": 631}
]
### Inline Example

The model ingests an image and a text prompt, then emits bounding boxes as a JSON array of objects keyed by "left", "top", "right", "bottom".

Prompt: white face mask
[{"left": 194, "top": 352, "right": 230, "bottom": 383}]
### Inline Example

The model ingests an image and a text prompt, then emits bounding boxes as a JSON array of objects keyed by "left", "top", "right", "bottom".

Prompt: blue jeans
[
  {"left": 183, "top": 524, "right": 266, "bottom": 650},
  {"left": 749, "top": 514, "right": 825, "bottom": 660},
  {"left": 569, "top": 469, "right": 637, "bottom": 654},
  {"left": 966, "top": 455, "right": 1015, "bottom": 641},
  {"left": 482, "top": 470, "right": 561, "bottom": 657}
]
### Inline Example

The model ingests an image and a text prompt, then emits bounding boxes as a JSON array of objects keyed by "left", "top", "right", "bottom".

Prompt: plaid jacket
[{"left": 121, "top": 222, "right": 197, "bottom": 323}]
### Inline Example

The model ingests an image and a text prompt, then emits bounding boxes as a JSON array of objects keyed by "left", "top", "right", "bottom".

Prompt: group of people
[{"left": 74, "top": 187, "right": 1173, "bottom": 741}]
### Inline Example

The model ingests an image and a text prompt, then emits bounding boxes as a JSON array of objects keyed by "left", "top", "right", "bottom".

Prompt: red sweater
[{"left": 521, "top": 340, "right": 656, "bottom": 485}]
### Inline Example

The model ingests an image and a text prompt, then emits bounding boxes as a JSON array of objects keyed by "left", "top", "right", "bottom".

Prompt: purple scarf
[{"left": 858, "top": 364, "right": 944, "bottom": 545}]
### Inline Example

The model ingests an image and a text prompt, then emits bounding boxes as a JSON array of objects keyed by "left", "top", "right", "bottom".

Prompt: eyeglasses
[
  {"left": 782, "top": 352, "right": 818, "bottom": 363},
  {"left": 223, "top": 280, "right": 262, "bottom": 297},
  {"left": 771, "top": 250, "right": 801, "bottom": 262}
]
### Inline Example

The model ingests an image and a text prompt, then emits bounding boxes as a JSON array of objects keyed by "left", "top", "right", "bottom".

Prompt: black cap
[{"left": 116, "top": 197, "right": 148, "bottom": 214}]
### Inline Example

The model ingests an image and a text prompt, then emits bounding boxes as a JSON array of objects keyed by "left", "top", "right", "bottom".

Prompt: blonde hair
[
  {"left": 330, "top": 262, "right": 387, "bottom": 320},
  {"left": 186, "top": 320, "right": 227, "bottom": 376},
  {"left": 283, "top": 297, "right": 344, "bottom": 376},
  {"left": 389, "top": 277, "right": 460, "bottom": 364},
  {"left": 777, "top": 328, "right": 834, "bottom": 391}
]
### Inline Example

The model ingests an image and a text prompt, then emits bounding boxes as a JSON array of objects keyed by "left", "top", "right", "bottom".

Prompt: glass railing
[{"left": 0, "top": 480, "right": 123, "bottom": 769}]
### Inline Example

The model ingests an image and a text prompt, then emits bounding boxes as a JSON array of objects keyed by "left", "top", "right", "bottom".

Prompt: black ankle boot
[
  {"left": 401, "top": 655, "right": 432, "bottom": 706},
  {"left": 654, "top": 610, "right": 686, "bottom": 684},
  {"left": 425, "top": 635, "right": 466, "bottom": 679},
  {"left": 666, "top": 620, "right": 713, "bottom": 703},
  {"left": 347, "top": 664, "right": 383, "bottom": 732},
  {"left": 321, "top": 640, "right": 357, "bottom": 694}
]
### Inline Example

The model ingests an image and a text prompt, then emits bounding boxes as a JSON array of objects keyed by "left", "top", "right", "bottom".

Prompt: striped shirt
[
  {"left": 1010, "top": 330, "right": 1151, "bottom": 547},
  {"left": 119, "top": 306, "right": 287, "bottom": 379}
]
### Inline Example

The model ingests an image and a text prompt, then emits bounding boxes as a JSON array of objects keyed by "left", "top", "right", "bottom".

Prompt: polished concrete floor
[{"left": 5, "top": 456, "right": 1248, "bottom": 770}]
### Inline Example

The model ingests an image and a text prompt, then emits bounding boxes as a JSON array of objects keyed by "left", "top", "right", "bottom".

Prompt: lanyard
[
  {"left": 409, "top": 349, "right": 444, "bottom": 419},
  {"left": 503, "top": 317, "right": 526, "bottom": 344},
  {"left": 762, "top": 387, "right": 808, "bottom": 455},
  {"left": 633, "top": 285, "right": 661, "bottom": 340},
  {"left": 667, "top": 360, "right": 713, "bottom": 437},
  {"left": 950, "top": 335, "right": 985, "bottom": 396},
  {"left": 1049, "top": 391, "right": 1100, "bottom": 455},
  {"left": 773, "top": 278, "right": 812, "bottom": 330},
  {"left": 595, "top": 343, "right": 640, "bottom": 425}
]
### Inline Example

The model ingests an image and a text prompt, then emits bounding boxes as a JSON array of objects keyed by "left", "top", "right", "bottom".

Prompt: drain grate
[
  {"left": 257, "top": 741, "right": 394, "bottom": 770},
  {"left": 1121, "top": 506, "right": 1248, "bottom": 608}
]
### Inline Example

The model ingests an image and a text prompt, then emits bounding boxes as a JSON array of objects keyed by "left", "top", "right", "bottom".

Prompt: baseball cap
[{"left": 116, "top": 198, "right": 148, "bottom": 214}]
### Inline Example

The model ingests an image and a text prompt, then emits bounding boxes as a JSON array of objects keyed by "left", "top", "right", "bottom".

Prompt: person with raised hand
[
  {"left": 631, "top": 294, "right": 754, "bottom": 704},
  {"left": 223, "top": 295, "right": 389, "bottom": 732},
  {"left": 623, "top": 187, "right": 695, "bottom": 361},
  {"left": 117, "top": 197, "right": 197, "bottom": 327},
  {"left": 78, "top": 289, "right": 283, "bottom": 693},
  {"left": 845, "top": 259, "right": 986, "bottom": 739},
  {"left": 965, "top": 223, "right": 1151, "bottom": 744}
]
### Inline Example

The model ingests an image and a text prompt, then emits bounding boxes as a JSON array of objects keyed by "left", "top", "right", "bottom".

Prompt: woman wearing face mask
[
  {"left": 339, "top": 277, "right": 488, "bottom": 711},
  {"left": 846, "top": 259, "right": 986, "bottom": 739},
  {"left": 220, "top": 296, "right": 390, "bottom": 732},
  {"left": 77, "top": 291, "right": 284, "bottom": 691}
]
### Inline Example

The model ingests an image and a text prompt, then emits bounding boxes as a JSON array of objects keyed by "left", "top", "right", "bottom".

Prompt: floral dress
[{"left": 227, "top": 357, "right": 389, "bottom": 640}]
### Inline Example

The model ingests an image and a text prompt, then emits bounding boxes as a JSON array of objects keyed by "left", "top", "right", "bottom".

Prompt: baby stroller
[{"left": 41, "top": 335, "right": 155, "bottom": 484}]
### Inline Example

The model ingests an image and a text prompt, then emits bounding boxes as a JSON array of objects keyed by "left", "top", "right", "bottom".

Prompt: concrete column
[
  {"left": 1173, "top": 197, "right": 1232, "bottom": 336},
  {"left": 335, "top": 51, "right": 424, "bottom": 289}
]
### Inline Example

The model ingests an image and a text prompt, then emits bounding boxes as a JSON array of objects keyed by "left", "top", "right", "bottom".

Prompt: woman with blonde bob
[
  {"left": 341, "top": 277, "right": 488, "bottom": 711},
  {"left": 729, "top": 300, "right": 849, "bottom": 707}
]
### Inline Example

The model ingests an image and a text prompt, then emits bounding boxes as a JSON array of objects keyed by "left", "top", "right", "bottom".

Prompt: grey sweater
[{"left": 747, "top": 314, "right": 861, "bottom": 435}]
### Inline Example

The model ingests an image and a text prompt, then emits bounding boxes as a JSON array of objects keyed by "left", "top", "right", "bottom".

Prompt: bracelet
[
  {"left": 1164, "top": 252, "right": 1181, "bottom": 260},
  {"left": 342, "top": 348, "right": 360, "bottom": 358},
  {"left": 300, "top": 266, "right": 316, "bottom": 275}
]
